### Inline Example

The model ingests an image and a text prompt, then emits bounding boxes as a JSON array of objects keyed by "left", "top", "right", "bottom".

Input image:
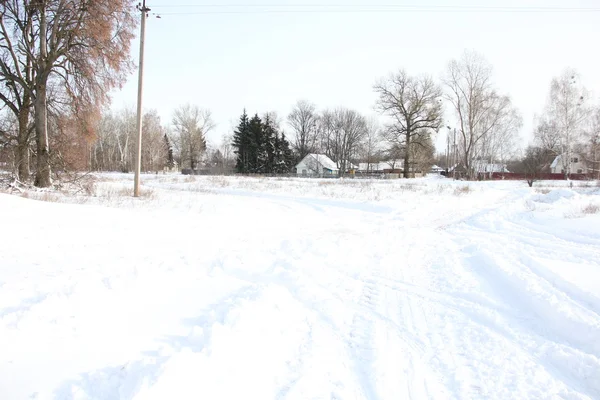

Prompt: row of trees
[
  {"left": 0, "top": 2, "right": 596, "bottom": 184},
  {"left": 283, "top": 51, "right": 522, "bottom": 179},
  {"left": 0, "top": 0, "right": 136, "bottom": 187},
  {"left": 90, "top": 104, "right": 228, "bottom": 174}
]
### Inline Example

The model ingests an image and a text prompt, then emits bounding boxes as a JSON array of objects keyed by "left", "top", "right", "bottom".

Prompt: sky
[{"left": 109, "top": 0, "right": 600, "bottom": 153}]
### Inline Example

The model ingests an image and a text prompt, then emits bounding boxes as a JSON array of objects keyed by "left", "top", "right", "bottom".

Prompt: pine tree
[
  {"left": 232, "top": 110, "right": 251, "bottom": 173},
  {"left": 262, "top": 115, "right": 277, "bottom": 173},
  {"left": 273, "top": 131, "right": 284, "bottom": 173},
  {"left": 280, "top": 132, "right": 294, "bottom": 173},
  {"left": 164, "top": 134, "right": 175, "bottom": 168},
  {"left": 248, "top": 114, "right": 263, "bottom": 173}
]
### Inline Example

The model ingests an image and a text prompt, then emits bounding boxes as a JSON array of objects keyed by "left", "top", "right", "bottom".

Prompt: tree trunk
[
  {"left": 404, "top": 130, "right": 411, "bottom": 179},
  {"left": 34, "top": 83, "right": 51, "bottom": 187},
  {"left": 34, "top": 3, "right": 51, "bottom": 188},
  {"left": 15, "top": 105, "right": 30, "bottom": 181}
]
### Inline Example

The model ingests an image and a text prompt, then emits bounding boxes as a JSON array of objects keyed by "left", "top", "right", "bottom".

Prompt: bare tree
[
  {"left": 288, "top": 100, "right": 318, "bottom": 160},
  {"left": 0, "top": 0, "right": 137, "bottom": 187},
  {"left": 172, "top": 104, "right": 214, "bottom": 170},
  {"left": 0, "top": 1, "right": 36, "bottom": 181},
  {"left": 586, "top": 106, "right": 600, "bottom": 179},
  {"left": 360, "top": 117, "right": 382, "bottom": 172},
  {"left": 328, "top": 108, "right": 367, "bottom": 175},
  {"left": 141, "top": 110, "right": 168, "bottom": 173},
  {"left": 374, "top": 69, "right": 443, "bottom": 178},
  {"left": 443, "top": 51, "right": 521, "bottom": 179},
  {"left": 535, "top": 69, "right": 589, "bottom": 178}
]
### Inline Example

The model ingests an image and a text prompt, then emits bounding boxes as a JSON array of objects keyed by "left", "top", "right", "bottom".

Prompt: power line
[
  {"left": 154, "top": 9, "right": 600, "bottom": 16},
  {"left": 149, "top": 4, "right": 600, "bottom": 12}
]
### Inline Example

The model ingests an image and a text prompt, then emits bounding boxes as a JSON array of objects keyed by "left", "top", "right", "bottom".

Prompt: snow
[
  {"left": 298, "top": 154, "right": 338, "bottom": 172},
  {"left": 1, "top": 175, "right": 600, "bottom": 399}
]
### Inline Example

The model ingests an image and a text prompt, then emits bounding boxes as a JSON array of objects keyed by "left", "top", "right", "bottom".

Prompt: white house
[
  {"left": 550, "top": 153, "right": 588, "bottom": 175},
  {"left": 430, "top": 165, "right": 445, "bottom": 174},
  {"left": 472, "top": 161, "right": 509, "bottom": 174},
  {"left": 295, "top": 154, "right": 338, "bottom": 176},
  {"left": 358, "top": 160, "right": 404, "bottom": 173}
]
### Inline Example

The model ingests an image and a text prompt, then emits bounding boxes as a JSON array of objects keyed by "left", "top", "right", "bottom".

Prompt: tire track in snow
[
  {"left": 461, "top": 245, "right": 600, "bottom": 399},
  {"left": 347, "top": 278, "right": 381, "bottom": 400},
  {"left": 446, "top": 194, "right": 600, "bottom": 399}
]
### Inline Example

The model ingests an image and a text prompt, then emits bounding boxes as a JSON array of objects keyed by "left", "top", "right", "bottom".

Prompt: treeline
[{"left": 1, "top": 7, "right": 599, "bottom": 185}]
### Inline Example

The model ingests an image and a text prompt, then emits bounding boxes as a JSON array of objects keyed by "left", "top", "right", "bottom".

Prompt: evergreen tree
[
  {"left": 262, "top": 115, "right": 277, "bottom": 173},
  {"left": 273, "top": 131, "right": 284, "bottom": 173},
  {"left": 280, "top": 132, "right": 294, "bottom": 173},
  {"left": 248, "top": 114, "right": 263, "bottom": 173},
  {"left": 232, "top": 110, "right": 251, "bottom": 173},
  {"left": 164, "top": 134, "right": 175, "bottom": 168}
]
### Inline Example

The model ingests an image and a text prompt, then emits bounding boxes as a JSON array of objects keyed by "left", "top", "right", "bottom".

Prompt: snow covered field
[{"left": 1, "top": 174, "right": 600, "bottom": 400}]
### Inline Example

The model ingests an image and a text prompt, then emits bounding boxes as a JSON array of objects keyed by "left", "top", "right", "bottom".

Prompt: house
[
  {"left": 550, "top": 153, "right": 588, "bottom": 175},
  {"left": 358, "top": 160, "right": 404, "bottom": 173},
  {"left": 295, "top": 154, "right": 338, "bottom": 176},
  {"left": 472, "top": 160, "right": 510, "bottom": 174},
  {"left": 430, "top": 165, "right": 445, "bottom": 174}
]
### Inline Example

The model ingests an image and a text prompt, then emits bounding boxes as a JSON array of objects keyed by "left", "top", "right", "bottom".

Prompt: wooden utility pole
[{"left": 134, "top": 0, "right": 150, "bottom": 197}]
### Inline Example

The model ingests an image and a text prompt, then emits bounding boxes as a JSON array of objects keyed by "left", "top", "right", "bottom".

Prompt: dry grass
[
  {"left": 453, "top": 185, "right": 471, "bottom": 195},
  {"left": 582, "top": 203, "right": 600, "bottom": 214},
  {"left": 535, "top": 188, "right": 551, "bottom": 195},
  {"left": 208, "top": 176, "right": 230, "bottom": 187}
]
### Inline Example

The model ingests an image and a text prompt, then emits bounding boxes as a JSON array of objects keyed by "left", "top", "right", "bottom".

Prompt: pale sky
[{"left": 109, "top": 0, "right": 600, "bottom": 153}]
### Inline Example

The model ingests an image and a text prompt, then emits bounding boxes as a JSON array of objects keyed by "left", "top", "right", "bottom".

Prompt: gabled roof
[{"left": 297, "top": 154, "right": 338, "bottom": 171}]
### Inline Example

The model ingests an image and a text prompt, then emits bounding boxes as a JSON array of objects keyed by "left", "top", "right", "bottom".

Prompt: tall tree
[
  {"left": 248, "top": 114, "right": 263, "bottom": 173},
  {"left": 443, "top": 51, "right": 521, "bottom": 179},
  {"left": 374, "top": 69, "right": 443, "bottom": 178},
  {"left": 0, "top": 1, "right": 35, "bottom": 181},
  {"left": 360, "top": 118, "right": 382, "bottom": 172},
  {"left": 262, "top": 114, "right": 276, "bottom": 173},
  {"left": 535, "top": 69, "right": 589, "bottom": 178},
  {"left": 172, "top": 104, "right": 213, "bottom": 170},
  {"left": 288, "top": 100, "right": 318, "bottom": 161},
  {"left": 164, "top": 134, "right": 174, "bottom": 169},
  {"left": 587, "top": 107, "right": 600, "bottom": 179},
  {"left": 279, "top": 132, "right": 294, "bottom": 173},
  {"left": 232, "top": 110, "right": 251, "bottom": 173},
  {"left": 328, "top": 108, "right": 367, "bottom": 176},
  {"left": 0, "top": 0, "right": 137, "bottom": 187}
]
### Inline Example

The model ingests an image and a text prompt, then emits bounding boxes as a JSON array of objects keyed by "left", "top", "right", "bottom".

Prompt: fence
[{"left": 487, "top": 172, "right": 595, "bottom": 181}]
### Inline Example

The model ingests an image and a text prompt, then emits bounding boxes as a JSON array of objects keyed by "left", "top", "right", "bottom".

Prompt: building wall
[{"left": 551, "top": 155, "right": 588, "bottom": 174}]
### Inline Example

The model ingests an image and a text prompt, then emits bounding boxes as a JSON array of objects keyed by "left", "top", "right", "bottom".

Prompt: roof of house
[
  {"left": 297, "top": 154, "right": 339, "bottom": 171},
  {"left": 550, "top": 153, "right": 586, "bottom": 169}
]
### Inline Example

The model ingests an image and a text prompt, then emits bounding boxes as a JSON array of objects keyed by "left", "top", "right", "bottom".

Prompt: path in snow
[{"left": 1, "top": 178, "right": 599, "bottom": 399}]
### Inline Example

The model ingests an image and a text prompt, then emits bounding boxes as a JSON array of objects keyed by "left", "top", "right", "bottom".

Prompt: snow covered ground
[{"left": 1, "top": 174, "right": 600, "bottom": 400}]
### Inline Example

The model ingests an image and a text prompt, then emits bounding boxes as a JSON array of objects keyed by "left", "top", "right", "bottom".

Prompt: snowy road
[{"left": 1, "top": 176, "right": 599, "bottom": 399}]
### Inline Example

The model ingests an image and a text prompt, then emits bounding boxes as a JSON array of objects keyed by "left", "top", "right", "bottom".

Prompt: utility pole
[
  {"left": 453, "top": 128, "right": 457, "bottom": 180},
  {"left": 446, "top": 126, "right": 450, "bottom": 175},
  {"left": 134, "top": 0, "right": 150, "bottom": 197}
]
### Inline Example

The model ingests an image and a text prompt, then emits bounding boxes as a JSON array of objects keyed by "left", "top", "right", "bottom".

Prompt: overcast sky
[{"left": 109, "top": 0, "right": 600, "bottom": 153}]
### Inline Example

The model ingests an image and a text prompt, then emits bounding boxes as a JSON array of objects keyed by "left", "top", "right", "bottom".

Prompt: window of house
[
  {"left": 571, "top": 157, "right": 579, "bottom": 163},
  {"left": 577, "top": 169, "right": 583, "bottom": 174},
  {"left": 302, "top": 169, "right": 307, "bottom": 175}
]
